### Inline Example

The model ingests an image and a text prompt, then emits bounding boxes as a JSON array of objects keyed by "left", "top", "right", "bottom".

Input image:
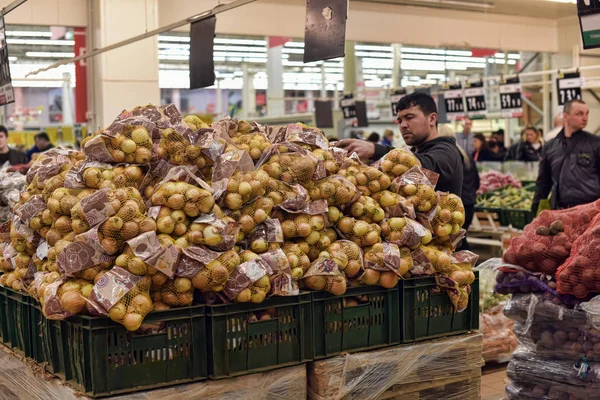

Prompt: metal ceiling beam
[
  {"left": 2, "top": 0, "right": 27, "bottom": 15},
  {"left": 25, "top": 0, "right": 256, "bottom": 77},
  {"left": 517, "top": 52, "right": 539, "bottom": 73}
]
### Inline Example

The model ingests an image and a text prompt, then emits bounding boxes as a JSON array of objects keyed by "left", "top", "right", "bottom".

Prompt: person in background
[
  {"left": 336, "top": 92, "right": 463, "bottom": 196},
  {"left": 545, "top": 113, "right": 564, "bottom": 142},
  {"left": 438, "top": 125, "right": 479, "bottom": 250},
  {"left": 532, "top": 99, "right": 600, "bottom": 211},
  {"left": 26, "top": 132, "right": 54, "bottom": 161},
  {"left": 367, "top": 132, "right": 380, "bottom": 143},
  {"left": 456, "top": 117, "right": 475, "bottom": 155},
  {"left": 381, "top": 129, "right": 394, "bottom": 146},
  {"left": 0, "top": 126, "right": 27, "bottom": 166},
  {"left": 472, "top": 134, "right": 496, "bottom": 162},
  {"left": 489, "top": 129, "right": 507, "bottom": 161},
  {"left": 517, "top": 126, "right": 544, "bottom": 162}
]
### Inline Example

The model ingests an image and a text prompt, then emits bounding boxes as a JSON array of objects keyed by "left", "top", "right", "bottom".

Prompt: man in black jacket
[
  {"left": 336, "top": 92, "right": 464, "bottom": 196},
  {"left": 532, "top": 99, "right": 600, "bottom": 211}
]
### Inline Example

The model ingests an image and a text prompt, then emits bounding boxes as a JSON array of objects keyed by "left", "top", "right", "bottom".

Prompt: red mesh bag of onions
[
  {"left": 556, "top": 213, "right": 600, "bottom": 298},
  {"left": 503, "top": 200, "right": 600, "bottom": 275}
]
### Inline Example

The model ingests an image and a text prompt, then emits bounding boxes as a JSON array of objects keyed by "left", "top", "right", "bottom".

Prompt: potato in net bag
[
  {"left": 139, "top": 160, "right": 178, "bottom": 200},
  {"left": 556, "top": 213, "right": 600, "bottom": 298},
  {"left": 240, "top": 219, "right": 283, "bottom": 255},
  {"left": 212, "top": 116, "right": 263, "bottom": 139},
  {"left": 227, "top": 196, "right": 275, "bottom": 234},
  {"left": 176, "top": 245, "right": 241, "bottom": 292},
  {"left": 77, "top": 162, "right": 146, "bottom": 190},
  {"left": 371, "top": 190, "right": 415, "bottom": 219},
  {"left": 10, "top": 214, "right": 40, "bottom": 254},
  {"left": 301, "top": 257, "right": 346, "bottom": 295},
  {"left": 185, "top": 213, "right": 240, "bottom": 251},
  {"left": 276, "top": 205, "right": 329, "bottom": 241},
  {"left": 379, "top": 147, "right": 421, "bottom": 179},
  {"left": 88, "top": 266, "right": 153, "bottom": 331},
  {"left": 317, "top": 240, "right": 364, "bottom": 280},
  {"left": 257, "top": 142, "right": 325, "bottom": 185},
  {"left": 14, "top": 194, "right": 51, "bottom": 237},
  {"left": 294, "top": 227, "right": 339, "bottom": 261},
  {"left": 503, "top": 200, "right": 600, "bottom": 275},
  {"left": 221, "top": 252, "right": 274, "bottom": 304},
  {"left": 312, "top": 146, "right": 346, "bottom": 176},
  {"left": 435, "top": 274, "right": 472, "bottom": 312},
  {"left": 57, "top": 235, "right": 117, "bottom": 277},
  {"left": 82, "top": 117, "right": 155, "bottom": 164},
  {"left": 431, "top": 192, "right": 465, "bottom": 239},
  {"left": 0, "top": 242, "right": 16, "bottom": 273},
  {"left": 282, "top": 242, "right": 311, "bottom": 280},
  {"left": 264, "top": 177, "right": 310, "bottom": 212},
  {"left": 71, "top": 187, "right": 146, "bottom": 233},
  {"left": 39, "top": 275, "right": 95, "bottom": 319},
  {"left": 347, "top": 195, "right": 386, "bottom": 223},
  {"left": 362, "top": 242, "right": 411, "bottom": 288},
  {"left": 306, "top": 175, "right": 360, "bottom": 207},
  {"left": 157, "top": 125, "right": 223, "bottom": 168},
  {"left": 338, "top": 154, "right": 392, "bottom": 196},
  {"left": 335, "top": 216, "right": 381, "bottom": 247},
  {"left": 117, "top": 231, "right": 179, "bottom": 283},
  {"left": 409, "top": 247, "right": 436, "bottom": 276},
  {"left": 210, "top": 149, "right": 255, "bottom": 201},
  {"left": 26, "top": 147, "right": 83, "bottom": 188},
  {"left": 154, "top": 277, "right": 194, "bottom": 310},
  {"left": 380, "top": 217, "right": 430, "bottom": 249},
  {"left": 229, "top": 130, "right": 272, "bottom": 162},
  {"left": 149, "top": 166, "right": 214, "bottom": 218},
  {"left": 390, "top": 166, "right": 439, "bottom": 219}
]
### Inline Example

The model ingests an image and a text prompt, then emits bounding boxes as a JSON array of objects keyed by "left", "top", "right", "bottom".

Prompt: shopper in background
[
  {"left": 438, "top": 125, "right": 479, "bottom": 250},
  {"left": 455, "top": 117, "right": 475, "bottom": 155},
  {"left": 0, "top": 126, "right": 27, "bottom": 166},
  {"left": 489, "top": 129, "right": 507, "bottom": 161},
  {"left": 545, "top": 113, "right": 564, "bottom": 142},
  {"left": 367, "top": 132, "right": 380, "bottom": 143},
  {"left": 532, "top": 99, "right": 600, "bottom": 211},
  {"left": 336, "top": 92, "right": 464, "bottom": 196},
  {"left": 518, "top": 126, "right": 544, "bottom": 162},
  {"left": 472, "top": 134, "right": 496, "bottom": 162},
  {"left": 381, "top": 129, "right": 394, "bottom": 146},
  {"left": 26, "top": 132, "right": 54, "bottom": 161}
]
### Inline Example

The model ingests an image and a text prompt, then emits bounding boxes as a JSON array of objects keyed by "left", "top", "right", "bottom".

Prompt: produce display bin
[
  {"left": 400, "top": 271, "right": 479, "bottom": 343},
  {"left": 29, "top": 301, "right": 71, "bottom": 379},
  {"left": 206, "top": 292, "right": 312, "bottom": 379},
  {"left": 64, "top": 305, "right": 207, "bottom": 398},
  {"left": 1, "top": 287, "right": 33, "bottom": 357},
  {"left": 311, "top": 285, "right": 400, "bottom": 359},
  {"left": 0, "top": 286, "right": 7, "bottom": 345},
  {"left": 503, "top": 208, "right": 535, "bottom": 230}
]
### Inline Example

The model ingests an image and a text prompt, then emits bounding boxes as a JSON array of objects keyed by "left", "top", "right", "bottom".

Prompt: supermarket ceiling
[{"left": 355, "top": 0, "right": 575, "bottom": 18}]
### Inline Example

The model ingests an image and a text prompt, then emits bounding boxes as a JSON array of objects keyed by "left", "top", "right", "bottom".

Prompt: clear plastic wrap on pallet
[
  {"left": 307, "top": 333, "right": 483, "bottom": 400},
  {"left": 111, "top": 364, "right": 307, "bottom": 400},
  {"left": 507, "top": 345, "right": 600, "bottom": 399}
]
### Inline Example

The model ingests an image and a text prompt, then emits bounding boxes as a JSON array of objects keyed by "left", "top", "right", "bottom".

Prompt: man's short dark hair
[
  {"left": 397, "top": 92, "right": 438, "bottom": 126},
  {"left": 35, "top": 132, "right": 50, "bottom": 142},
  {"left": 0, "top": 125, "right": 7, "bottom": 138},
  {"left": 564, "top": 99, "right": 586, "bottom": 114}
]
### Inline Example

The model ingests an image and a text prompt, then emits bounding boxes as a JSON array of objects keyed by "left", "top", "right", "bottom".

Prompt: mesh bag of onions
[
  {"left": 503, "top": 199, "right": 600, "bottom": 275},
  {"left": 556, "top": 213, "right": 600, "bottom": 298}
]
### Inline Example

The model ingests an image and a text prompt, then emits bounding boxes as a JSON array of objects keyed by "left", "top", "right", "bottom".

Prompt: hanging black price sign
[
  {"left": 443, "top": 84, "right": 465, "bottom": 121},
  {"left": 340, "top": 94, "right": 357, "bottom": 126},
  {"left": 0, "top": 13, "right": 14, "bottom": 106},
  {"left": 465, "top": 81, "right": 486, "bottom": 117},
  {"left": 499, "top": 77, "right": 523, "bottom": 118},
  {"left": 390, "top": 88, "right": 406, "bottom": 119},
  {"left": 557, "top": 72, "right": 582, "bottom": 111}
]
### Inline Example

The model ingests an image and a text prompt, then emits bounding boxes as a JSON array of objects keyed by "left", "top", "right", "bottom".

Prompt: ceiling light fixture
[{"left": 25, "top": 52, "right": 75, "bottom": 58}]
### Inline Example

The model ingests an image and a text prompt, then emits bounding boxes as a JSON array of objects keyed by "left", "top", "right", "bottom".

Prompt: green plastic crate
[
  {"left": 29, "top": 301, "right": 71, "bottom": 379},
  {"left": 64, "top": 305, "right": 207, "bottom": 398},
  {"left": 0, "top": 286, "right": 7, "bottom": 345},
  {"left": 311, "top": 285, "right": 400, "bottom": 359},
  {"left": 400, "top": 272, "right": 479, "bottom": 343},
  {"left": 2, "top": 287, "right": 33, "bottom": 357},
  {"left": 29, "top": 299, "right": 47, "bottom": 365},
  {"left": 206, "top": 292, "right": 312, "bottom": 379}
]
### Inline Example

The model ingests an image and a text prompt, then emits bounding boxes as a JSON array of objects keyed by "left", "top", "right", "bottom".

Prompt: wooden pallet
[{"left": 308, "top": 333, "right": 483, "bottom": 400}]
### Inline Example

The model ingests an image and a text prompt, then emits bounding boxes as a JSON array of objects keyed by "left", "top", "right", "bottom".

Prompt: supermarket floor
[{"left": 481, "top": 363, "right": 508, "bottom": 400}]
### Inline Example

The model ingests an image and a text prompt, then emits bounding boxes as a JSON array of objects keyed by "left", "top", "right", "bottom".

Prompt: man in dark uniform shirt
[
  {"left": 336, "top": 92, "right": 464, "bottom": 197},
  {"left": 0, "top": 125, "right": 26, "bottom": 166}
]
